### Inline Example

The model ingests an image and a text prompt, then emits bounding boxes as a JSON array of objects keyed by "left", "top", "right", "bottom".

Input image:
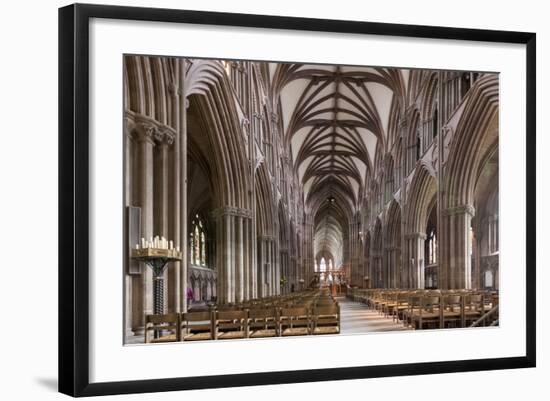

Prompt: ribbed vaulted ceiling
[{"left": 273, "top": 63, "right": 408, "bottom": 267}]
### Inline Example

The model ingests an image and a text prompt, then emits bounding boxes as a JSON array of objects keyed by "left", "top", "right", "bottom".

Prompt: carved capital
[
  {"left": 133, "top": 122, "right": 157, "bottom": 144},
  {"left": 167, "top": 83, "right": 178, "bottom": 97},
  {"left": 211, "top": 206, "right": 253, "bottom": 219},
  {"left": 406, "top": 232, "right": 427, "bottom": 240},
  {"left": 154, "top": 128, "right": 175, "bottom": 146},
  {"left": 445, "top": 204, "right": 475, "bottom": 217}
]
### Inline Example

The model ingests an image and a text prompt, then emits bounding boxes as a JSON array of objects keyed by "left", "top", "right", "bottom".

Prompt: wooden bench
[
  {"left": 279, "top": 307, "right": 311, "bottom": 336},
  {"left": 144, "top": 313, "right": 180, "bottom": 343},
  {"left": 181, "top": 311, "right": 214, "bottom": 341},
  {"left": 248, "top": 308, "right": 279, "bottom": 338},
  {"left": 312, "top": 304, "right": 340, "bottom": 335},
  {"left": 214, "top": 310, "right": 248, "bottom": 340}
]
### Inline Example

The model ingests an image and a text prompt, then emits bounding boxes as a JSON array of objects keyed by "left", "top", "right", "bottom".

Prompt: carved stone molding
[
  {"left": 240, "top": 117, "right": 250, "bottom": 130},
  {"left": 210, "top": 206, "right": 253, "bottom": 219},
  {"left": 405, "top": 232, "right": 427, "bottom": 240},
  {"left": 254, "top": 154, "right": 264, "bottom": 171},
  {"left": 132, "top": 122, "right": 156, "bottom": 144},
  {"left": 445, "top": 204, "right": 475, "bottom": 217},
  {"left": 125, "top": 111, "right": 176, "bottom": 146},
  {"left": 153, "top": 128, "right": 175, "bottom": 146}
]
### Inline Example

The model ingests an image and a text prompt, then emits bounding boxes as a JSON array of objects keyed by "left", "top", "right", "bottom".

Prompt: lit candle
[
  {"left": 169, "top": 240, "right": 173, "bottom": 250},
  {"left": 141, "top": 238, "right": 145, "bottom": 248}
]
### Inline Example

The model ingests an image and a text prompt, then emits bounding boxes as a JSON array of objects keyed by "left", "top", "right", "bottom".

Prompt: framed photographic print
[{"left": 58, "top": 2, "right": 536, "bottom": 397}]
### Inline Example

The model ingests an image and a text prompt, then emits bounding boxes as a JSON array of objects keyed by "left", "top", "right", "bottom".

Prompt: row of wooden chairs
[
  {"left": 145, "top": 304, "right": 341, "bottom": 343},
  {"left": 189, "top": 289, "right": 336, "bottom": 313},
  {"left": 348, "top": 288, "right": 498, "bottom": 330}
]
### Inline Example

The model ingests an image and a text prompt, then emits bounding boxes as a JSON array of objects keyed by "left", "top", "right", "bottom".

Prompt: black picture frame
[{"left": 58, "top": 3, "right": 536, "bottom": 397}]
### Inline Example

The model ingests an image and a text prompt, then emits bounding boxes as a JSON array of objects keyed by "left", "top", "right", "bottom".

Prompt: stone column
[
  {"left": 406, "top": 232, "right": 426, "bottom": 289},
  {"left": 168, "top": 78, "right": 181, "bottom": 314},
  {"left": 212, "top": 207, "right": 252, "bottom": 303},
  {"left": 258, "top": 237, "right": 265, "bottom": 297},
  {"left": 133, "top": 123, "right": 155, "bottom": 334},
  {"left": 243, "top": 216, "right": 250, "bottom": 300},
  {"left": 267, "top": 237, "right": 273, "bottom": 296},
  {"left": 274, "top": 240, "right": 280, "bottom": 295},
  {"left": 124, "top": 120, "right": 133, "bottom": 336},
  {"left": 215, "top": 212, "right": 225, "bottom": 303},
  {"left": 385, "top": 247, "right": 394, "bottom": 288},
  {"left": 225, "top": 213, "right": 233, "bottom": 302},
  {"left": 236, "top": 215, "right": 244, "bottom": 302},
  {"left": 154, "top": 131, "right": 174, "bottom": 312},
  {"left": 304, "top": 219, "right": 314, "bottom": 288},
  {"left": 179, "top": 59, "right": 188, "bottom": 313},
  {"left": 445, "top": 205, "right": 475, "bottom": 289},
  {"left": 249, "top": 218, "right": 257, "bottom": 299}
]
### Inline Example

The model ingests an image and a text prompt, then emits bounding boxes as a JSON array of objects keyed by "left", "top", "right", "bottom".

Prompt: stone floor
[{"left": 337, "top": 296, "right": 411, "bottom": 334}]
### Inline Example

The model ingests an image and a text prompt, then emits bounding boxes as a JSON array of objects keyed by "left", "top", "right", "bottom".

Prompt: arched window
[
  {"left": 425, "top": 205, "right": 437, "bottom": 266},
  {"left": 189, "top": 214, "right": 207, "bottom": 267},
  {"left": 319, "top": 257, "right": 327, "bottom": 272},
  {"left": 484, "top": 270, "right": 494, "bottom": 288},
  {"left": 416, "top": 135, "right": 421, "bottom": 160},
  {"left": 426, "top": 228, "right": 437, "bottom": 265}
]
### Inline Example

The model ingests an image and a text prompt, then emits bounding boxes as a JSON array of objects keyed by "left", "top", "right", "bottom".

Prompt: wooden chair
[
  {"left": 279, "top": 307, "right": 311, "bottom": 336},
  {"left": 405, "top": 294, "right": 441, "bottom": 330},
  {"left": 392, "top": 291, "right": 410, "bottom": 322},
  {"left": 144, "top": 313, "right": 180, "bottom": 344},
  {"left": 441, "top": 294, "right": 462, "bottom": 328},
  {"left": 214, "top": 310, "right": 248, "bottom": 340},
  {"left": 312, "top": 304, "right": 340, "bottom": 335},
  {"left": 315, "top": 297, "right": 335, "bottom": 307},
  {"left": 181, "top": 311, "right": 214, "bottom": 341},
  {"left": 247, "top": 308, "right": 279, "bottom": 338},
  {"left": 463, "top": 293, "right": 484, "bottom": 326}
]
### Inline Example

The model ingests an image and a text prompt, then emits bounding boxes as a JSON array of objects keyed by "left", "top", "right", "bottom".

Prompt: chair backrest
[
  {"left": 248, "top": 308, "right": 277, "bottom": 320},
  {"left": 423, "top": 295, "right": 441, "bottom": 311},
  {"left": 146, "top": 313, "right": 179, "bottom": 326},
  {"left": 408, "top": 294, "right": 423, "bottom": 308},
  {"left": 313, "top": 304, "right": 340, "bottom": 317},
  {"left": 444, "top": 294, "right": 462, "bottom": 307},
  {"left": 467, "top": 293, "right": 483, "bottom": 306},
  {"left": 182, "top": 311, "right": 212, "bottom": 322},
  {"left": 214, "top": 310, "right": 248, "bottom": 337},
  {"left": 217, "top": 309, "right": 246, "bottom": 318},
  {"left": 280, "top": 307, "right": 309, "bottom": 319}
]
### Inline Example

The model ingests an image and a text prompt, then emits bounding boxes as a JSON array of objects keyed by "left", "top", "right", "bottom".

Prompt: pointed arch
[
  {"left": 406, "top": 164, "right": 437, "bottom": 234},
  {"left": 445, "top": 75, "right": 499, "bottom": 208}
]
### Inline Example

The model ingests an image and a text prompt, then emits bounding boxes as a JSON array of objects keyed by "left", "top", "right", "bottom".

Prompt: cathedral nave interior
[{"left": 123, "top": 57, "right": 499, "bottom": 343}]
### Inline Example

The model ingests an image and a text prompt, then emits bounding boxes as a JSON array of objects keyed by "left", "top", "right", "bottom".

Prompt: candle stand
[{"left": 131, "top": 248, "right": 182, "bottom": 315}]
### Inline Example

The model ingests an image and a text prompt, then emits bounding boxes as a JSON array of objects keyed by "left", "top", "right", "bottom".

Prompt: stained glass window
[
  {"left": 190, "top": 214, "right": 207, "bottom": 267},
  {"left": 320, "top": 257, "right": 326, "bottom": 272}
]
